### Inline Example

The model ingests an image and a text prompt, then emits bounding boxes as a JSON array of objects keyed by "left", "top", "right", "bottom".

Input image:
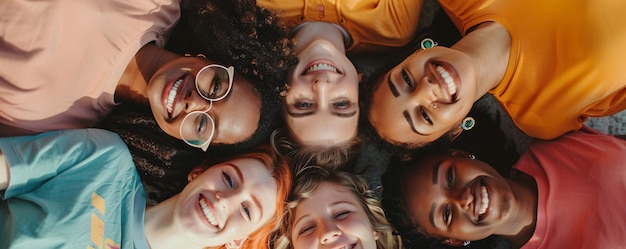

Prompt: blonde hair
[
  {"left": 273, "top": 166, "right": 401, "bottom": 249},
  {"left": 270, "top": 129, "right": 361, "bottom": 171}
]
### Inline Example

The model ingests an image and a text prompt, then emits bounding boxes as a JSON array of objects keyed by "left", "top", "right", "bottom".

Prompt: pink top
[
  {"left": 514, "top": 127, "right": 626, "bottom": 249},
  {"left": 0, "top": 0, "right": 179, "bottom": 136}
]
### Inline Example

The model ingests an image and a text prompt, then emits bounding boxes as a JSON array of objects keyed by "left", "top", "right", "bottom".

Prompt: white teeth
[
  {"left": 166, "top": 78, "right": 183, "bottom": 114},
  {"left": 306, "top": 63, "right": 337, "bottom": 74},
  {"left": 199, "top": 197, "right": 218, "bottom": 227},
  {"left": 436, "top": 66, "right": 457, "bottom": 96},
  {"left": 478, "top": 186, "right": 489, "bottom": 216}
]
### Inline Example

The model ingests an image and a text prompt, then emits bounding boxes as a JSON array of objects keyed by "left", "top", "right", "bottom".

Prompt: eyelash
[
  {"left": 242, "top": 204, "right": 252, "bottom": 220},
  {"left": 298, "top": 210, "right": 352, "bottom": 236},
  {"left": 419, "top": 106, "right": 433, "bottom": 125},
  {"left": 444, "top": 167, "right": 454, "bottom": 226},
  {"left": 223, "top": 171, "right": 234, "bottom": 188},
  {"left": 295, "top": 101, "right": 315, "bottom": 109},
  {"left": 333, "top": 100, "right": 351, "bottom": 108},
  {"left": 401, "top": 69, "right": 415, "bottom": 90}
]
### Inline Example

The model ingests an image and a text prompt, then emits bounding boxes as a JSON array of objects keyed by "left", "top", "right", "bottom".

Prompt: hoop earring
[
  {"left": 460, "top": 117, "right": 475, "bottom": 131},
  {"left": 420, "top": 38, "right": 438, "bottom": 50}
]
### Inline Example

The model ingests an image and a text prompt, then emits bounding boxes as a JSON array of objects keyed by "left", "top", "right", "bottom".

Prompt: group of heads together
[
  {"left": 140, "top": 36, "right": 488, "bottom": 248},
  {"left": 147, "top": 37, "right": 478, "bottom": 153},
  {"left": 179, "top": 144, "right": 400, "bottom": 249}
]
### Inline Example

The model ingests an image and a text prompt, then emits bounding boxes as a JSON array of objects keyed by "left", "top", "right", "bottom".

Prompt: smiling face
[
  {"left": 403, "top": 154, "right": 518, "bottom": 242},
  {"left": 147, "top": 56, "right": 261, "bottom": 146},
  {"left": 283, "top": 40, "right": 360, "bottom": 146},
  {"left": 368, "top": 47, "right": 479, "bottom": 147},
  {"left": 173, "top": 157, "right": 278, "bottom": 246},
  {"left": 291, "top": 182, "right": 378, "bottom": 249}
]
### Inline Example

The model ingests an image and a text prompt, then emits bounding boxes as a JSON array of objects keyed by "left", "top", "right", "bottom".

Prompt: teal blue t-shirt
[{"left": 0, "top": 129, "right": 149, "bottom": 249}]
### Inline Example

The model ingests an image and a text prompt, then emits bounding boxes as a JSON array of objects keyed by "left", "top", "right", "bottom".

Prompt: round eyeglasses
[{"left": 180, "top": 64, "right": 235, "bottom": 151}]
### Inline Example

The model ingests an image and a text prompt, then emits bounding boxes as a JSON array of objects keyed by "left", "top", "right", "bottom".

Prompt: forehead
[
  {"left": 295, "top": 182, "right": 358, "bottom": 213},
  {"left": 286, "top": 115, "right": 358, "bottom": 146}
]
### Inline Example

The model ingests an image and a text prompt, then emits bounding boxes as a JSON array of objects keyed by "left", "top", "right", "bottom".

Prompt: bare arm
[{"left": 0, "top": 149, "right": 9, "bottom": 191}]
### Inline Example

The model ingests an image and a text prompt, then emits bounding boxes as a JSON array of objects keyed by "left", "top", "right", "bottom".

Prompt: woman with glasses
[
  {"left": 0, "top": 0, "right": 295, "bottom": 152},
  {"left": 0, "top": 128, "right": 293, "bottom": 249}
]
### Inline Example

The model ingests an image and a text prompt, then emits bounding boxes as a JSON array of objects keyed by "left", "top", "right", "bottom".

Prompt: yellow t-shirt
[
  {"left": 440, "top": 0, "right": 626, "bottom": 139},
  {"left": 256, "top": 0, "right": 423, "bottom": 53}
]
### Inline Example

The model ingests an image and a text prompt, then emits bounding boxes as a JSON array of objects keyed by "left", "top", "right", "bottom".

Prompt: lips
[
  {"left": 301, "top": 60, "right": 342, "bottom": 76},
  {"left": 429, "top": 61, "right": 460, "bottom": 102},
  {"left": 198, "top": 194, "right": 220, "bottom": 229}
]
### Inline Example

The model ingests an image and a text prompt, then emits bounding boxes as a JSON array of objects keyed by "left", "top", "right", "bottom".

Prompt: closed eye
[
  {"left": 334, "top": 211, "right": 351, "bottom": 220},
  {"left": 299, "top": 224, "right": 316, "bottom": 236}
]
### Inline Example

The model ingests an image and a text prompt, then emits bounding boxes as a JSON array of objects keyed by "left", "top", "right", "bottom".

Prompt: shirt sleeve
[{"left": 0, "top": 128, "right": 132, "bottom": 199}]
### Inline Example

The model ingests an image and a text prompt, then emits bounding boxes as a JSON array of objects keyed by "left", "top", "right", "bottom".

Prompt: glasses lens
[
  {"left": 196, "top": 66, "right": 232, "bottom": 101},
  {"left": 180, "top": 112, "right": 215, "bottom": 148}
]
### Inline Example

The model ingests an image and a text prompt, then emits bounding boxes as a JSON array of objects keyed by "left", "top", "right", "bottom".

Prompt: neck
[
  {"left": 115, "top": 43, "right": 178, "bottom": 105},
  {"left": 499, "top": 173, "right": 538, "bottom": 249},
  {"left": 144, "top": 195, "right": 187, "bottom": 249},
  {"left": 291, "top": 22, "right": 347, "bottom": 54},
  {"left": 451, "top": 22, "right": 511, "bottom": 102}
]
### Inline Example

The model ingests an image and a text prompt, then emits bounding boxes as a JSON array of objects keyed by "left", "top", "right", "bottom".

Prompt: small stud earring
[
  {"left": 420, "top": 38, "right": 438, "bottom": 50},
  {"left": 460, "top": 117, "right": 475, "bottom": 131},
  {"left": 432, "top": 103, "right": 438, "bottom": 109},
  {"left": 463, "top": 241, "right": 471, "bottom": 246}
]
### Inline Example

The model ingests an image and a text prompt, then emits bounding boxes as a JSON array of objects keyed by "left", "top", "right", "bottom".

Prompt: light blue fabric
[{"left": 0, "top": 129, "right": 149, "bottom": 249}]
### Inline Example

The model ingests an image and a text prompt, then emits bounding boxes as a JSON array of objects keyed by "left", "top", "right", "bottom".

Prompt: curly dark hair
[
  {"left": 165, "top": 0, "right": 298, "bottom": 155},
  {"left": 168, "top": 0, "right": 296, "bottom": 93}
]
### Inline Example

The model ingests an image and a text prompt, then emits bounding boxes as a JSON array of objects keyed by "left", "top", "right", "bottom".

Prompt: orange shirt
[
  {"left": 256, "top": 0, "right": 423, "bottom": 53},
  {"left": 439, "top": 0, "right": 626, "bottom": 139},
  {"left": 0, "top": 0, "right": 179, "bottom": 136}
]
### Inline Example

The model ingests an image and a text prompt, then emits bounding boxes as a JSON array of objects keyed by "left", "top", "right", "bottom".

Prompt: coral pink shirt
[
  {"left": 514, "top": 127, "right": 626, "bottom": 249},
  {"left": 0, "top": 0, "right": 179, "bottom": 136}
]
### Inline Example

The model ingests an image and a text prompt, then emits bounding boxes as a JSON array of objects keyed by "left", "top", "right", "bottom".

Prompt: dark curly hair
[{"left": 168, "top": 0, "right": 296, "bottom": 93}]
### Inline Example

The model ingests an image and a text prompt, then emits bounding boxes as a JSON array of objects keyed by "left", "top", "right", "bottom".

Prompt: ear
[
  {"left": 187, "top": 167, "right": 204, "bottom": 182},
  {"left": 358, "top": 73, "right": 364, "bottom": 83},
  {"left": 225, "top": 237, "right": 247, "bottom": 249},
  {"left": 373, "top": 230, "right": 380, "bottom": 240},
  {"left": 448, "top": 125, "right": 464, "bottom": 141},
  {"left": 442, "top": 238, "right": 466, "bottom": 247}
]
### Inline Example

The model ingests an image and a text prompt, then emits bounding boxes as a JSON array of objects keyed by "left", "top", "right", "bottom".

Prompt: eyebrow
[
  {"left": 388, "top": 76, "right": 400, "bottom": 97},
  {"left": 432, "top": 160, "right": 442, "bottom": 184},
  {"left": 429, "top": 202, "right": 437, "bottom": 228},
  {"left": 229, "top": 164, "right": 264, "bottom": 222},
  {"left": 403, "top": 110, "right": 428, "bottom": 135}
]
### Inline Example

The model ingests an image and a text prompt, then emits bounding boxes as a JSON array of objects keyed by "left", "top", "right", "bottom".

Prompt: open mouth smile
[
  {"left": 198, "top": 195, "right": 220, "bottom": 228},
  {"left": 429, "top": 61, "right": 460, "bottom": 102},
  {"left": 302, "top": 61, "right": 342, "bottom": 76},
  {"left": 474, "top": 178, "right": 490, "bottom": 222},
  {"left": 166, "top": 77, "right": 184, "bottom": 115}
]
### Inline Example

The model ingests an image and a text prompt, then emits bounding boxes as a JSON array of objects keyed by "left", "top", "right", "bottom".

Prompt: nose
[
  {"left": 455, "top": 186, "right": 474, "bottom": 211},
  {"left": 184, "top": 89, "right": 212, "bottom": 113},
  {"left": 319, "top": 220, "right": 342, "bottom": 245},
  {"left": 411, "top": 76, "right": 440, "bottom": 106}
]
